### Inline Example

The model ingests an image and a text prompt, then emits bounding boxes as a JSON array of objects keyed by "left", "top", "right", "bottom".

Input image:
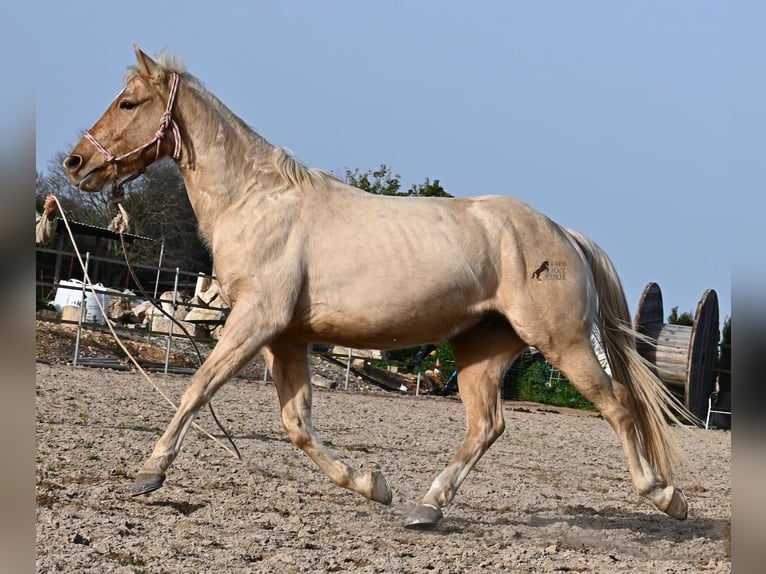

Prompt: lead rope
[
  {"left": 51, "top": 195, "right": 241, "bottom": 460},
  {"left": 108, "top": 184, "right": 132, "bottom": 234}
]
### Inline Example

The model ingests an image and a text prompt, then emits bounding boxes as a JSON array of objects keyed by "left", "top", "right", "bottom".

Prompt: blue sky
[{"left": 31, "top": 1, "right": 766, "bottom": 321}]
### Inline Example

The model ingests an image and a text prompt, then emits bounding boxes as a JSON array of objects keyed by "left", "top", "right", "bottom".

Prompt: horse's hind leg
[
  {"left": 406, "top": 318, "right": 525, "bottom": 529},
  {"left": 550, "top": 338, "right": 687, "bottom": 519},
  {"left": 266, "top": 340, "right": 392, "bottom": 505}
]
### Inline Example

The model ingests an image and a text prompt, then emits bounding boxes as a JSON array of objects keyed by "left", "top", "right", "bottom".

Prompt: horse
[{"left": 62, "top": 46, "right": 689, "bottom": 528}]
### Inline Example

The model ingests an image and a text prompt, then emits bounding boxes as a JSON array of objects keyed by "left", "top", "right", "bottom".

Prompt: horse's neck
[{"left": 175, "top": 87, "right": 276, "bottom": 242}]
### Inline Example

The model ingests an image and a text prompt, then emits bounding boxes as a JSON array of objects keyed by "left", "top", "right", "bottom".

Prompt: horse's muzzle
[{"left": 63, "top": 157, "right": 108, "bottom": 192}]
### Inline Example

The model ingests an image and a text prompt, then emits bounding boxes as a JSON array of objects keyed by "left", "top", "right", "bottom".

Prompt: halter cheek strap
[{"left": 84, "top": 72, "right": 183, "bottom": 166}]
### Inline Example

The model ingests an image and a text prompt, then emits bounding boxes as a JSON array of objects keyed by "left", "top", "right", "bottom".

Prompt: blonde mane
[
  {"left": 271, "top": 147, "right": 339, "bottom": 189},
  {"left": 126, "top": 52, "right": 339, "bottom": 191}
]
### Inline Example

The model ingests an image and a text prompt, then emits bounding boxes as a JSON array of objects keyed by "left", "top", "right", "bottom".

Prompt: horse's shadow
[
  {"left": 526, "top": 511, "right": 728, "bottom": 545},
  {"left": 427, "top": 503, "right": 729, "bottom": 545},
  {"left": 146, "top": 499, "right": 206, "bottom": 516}
]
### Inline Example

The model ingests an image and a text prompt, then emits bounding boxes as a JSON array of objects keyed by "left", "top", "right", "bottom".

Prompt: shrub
[{"left": 505, "top": 353, "right": 595, "bottom": 411}]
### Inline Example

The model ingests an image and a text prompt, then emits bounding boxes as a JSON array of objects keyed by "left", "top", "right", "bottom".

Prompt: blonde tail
[{"left": 564, "top": 228, "right": 688, "bottom": 484}]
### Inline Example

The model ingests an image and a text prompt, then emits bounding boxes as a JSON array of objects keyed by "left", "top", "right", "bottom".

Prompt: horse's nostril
[{"left": 63, "top": 154, "right": 82, "bottom": 172}]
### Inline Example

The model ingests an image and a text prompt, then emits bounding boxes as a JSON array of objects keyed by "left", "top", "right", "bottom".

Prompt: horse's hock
[{"left": 634, "top": 282, "right": 720, "bottom": 423}]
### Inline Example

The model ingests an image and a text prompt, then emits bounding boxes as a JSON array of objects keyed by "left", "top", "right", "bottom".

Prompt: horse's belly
[{"left": 286, "top": 290, "right": 493, "bottom": 349}]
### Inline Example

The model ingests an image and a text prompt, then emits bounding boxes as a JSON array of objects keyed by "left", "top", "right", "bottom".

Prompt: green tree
[
  {"left": 344, "top": 164, "right": 403, "bottom": 195},
  {"left": 667, "top": 306, "right": 694, "bottom": 326},
  {"left": 343, "top": 164, "right": 454, "bottom": 198},
  {"left": 408, "top": 177, "right": 451, "bottom": 197}
]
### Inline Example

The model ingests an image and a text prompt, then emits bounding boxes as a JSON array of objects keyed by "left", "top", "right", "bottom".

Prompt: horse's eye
[{"left": 119, "top": 100, "right": 137, "bottom": 110}]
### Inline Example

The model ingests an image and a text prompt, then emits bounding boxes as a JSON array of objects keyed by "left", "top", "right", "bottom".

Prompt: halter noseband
[{"left": 84, "top": 71, "right": 183, "bottom": 168}]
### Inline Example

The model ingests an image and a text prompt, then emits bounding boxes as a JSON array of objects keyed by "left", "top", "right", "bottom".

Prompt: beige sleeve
[{"left": 36, "top": 216, "right": 56, "bottom": 246}]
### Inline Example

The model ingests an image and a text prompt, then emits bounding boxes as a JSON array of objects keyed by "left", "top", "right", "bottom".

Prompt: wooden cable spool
[{"left": 634, "top": 282, "right": 719, "bottom": 423}]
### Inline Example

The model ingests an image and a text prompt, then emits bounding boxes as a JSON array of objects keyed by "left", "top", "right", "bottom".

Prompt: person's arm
[
  {"left": 35, "top": 194, "right": 58, "bottom": 246},
  {"left": 36, "top": 214, "right": 56, "bottom": 246}
]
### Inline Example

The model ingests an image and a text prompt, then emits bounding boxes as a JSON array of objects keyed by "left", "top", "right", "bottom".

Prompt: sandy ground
[{"left": 35, "top": 360, "right": 731, "bottom": 574}]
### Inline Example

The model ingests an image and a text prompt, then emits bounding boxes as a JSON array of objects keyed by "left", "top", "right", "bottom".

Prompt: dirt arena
[{"left": 35, "top": 357, "right": 730, "bottom": 573}]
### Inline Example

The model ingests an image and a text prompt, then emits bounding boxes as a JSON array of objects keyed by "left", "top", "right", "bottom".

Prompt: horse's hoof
[
  {"left": 130, "top": 472, "right": 166, "bottom": 496},
  {"left": 404, "top": 503, "right": 443, "bottom": 529},
  {"left": 665, "top": 487, "right": 688, "bottom": 520},
  {"left": 369, "top": 470, "right": 393, "bottom": 505}
]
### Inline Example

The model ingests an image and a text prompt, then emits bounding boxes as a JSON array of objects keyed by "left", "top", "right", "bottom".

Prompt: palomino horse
[{"left": 63, "top": 46, "right": 688, "bottom": 527}]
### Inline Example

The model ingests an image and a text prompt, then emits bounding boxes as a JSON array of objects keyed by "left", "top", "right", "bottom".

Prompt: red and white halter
[
  {"left": 83, "top": 72, "right": 183, "bottom": 233},
  {"left": 83, "top": 71, "right": 182, "bottom": 168}
]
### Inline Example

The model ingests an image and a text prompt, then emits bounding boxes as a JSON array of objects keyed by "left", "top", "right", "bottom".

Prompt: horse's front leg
[
  {"left": 266, "top": 340, "right": 392, "bottom": 505},
  {"left": 130, "top": 301, "right": 272, "bottom": 496}
]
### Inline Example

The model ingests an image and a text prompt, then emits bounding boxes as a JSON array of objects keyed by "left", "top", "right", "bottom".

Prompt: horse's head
[{"left": 63, "top": 45, "right": 182, "bottom": 192}]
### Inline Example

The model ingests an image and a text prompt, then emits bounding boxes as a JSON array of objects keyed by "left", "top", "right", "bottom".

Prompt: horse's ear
[{"left": 134, "top": 44, "right": 159, "bottom": 78}]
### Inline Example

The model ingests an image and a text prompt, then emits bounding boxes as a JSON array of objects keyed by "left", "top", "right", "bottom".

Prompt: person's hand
[{"left": 43, "top": 194, "right": 57, "bottom": 219}]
